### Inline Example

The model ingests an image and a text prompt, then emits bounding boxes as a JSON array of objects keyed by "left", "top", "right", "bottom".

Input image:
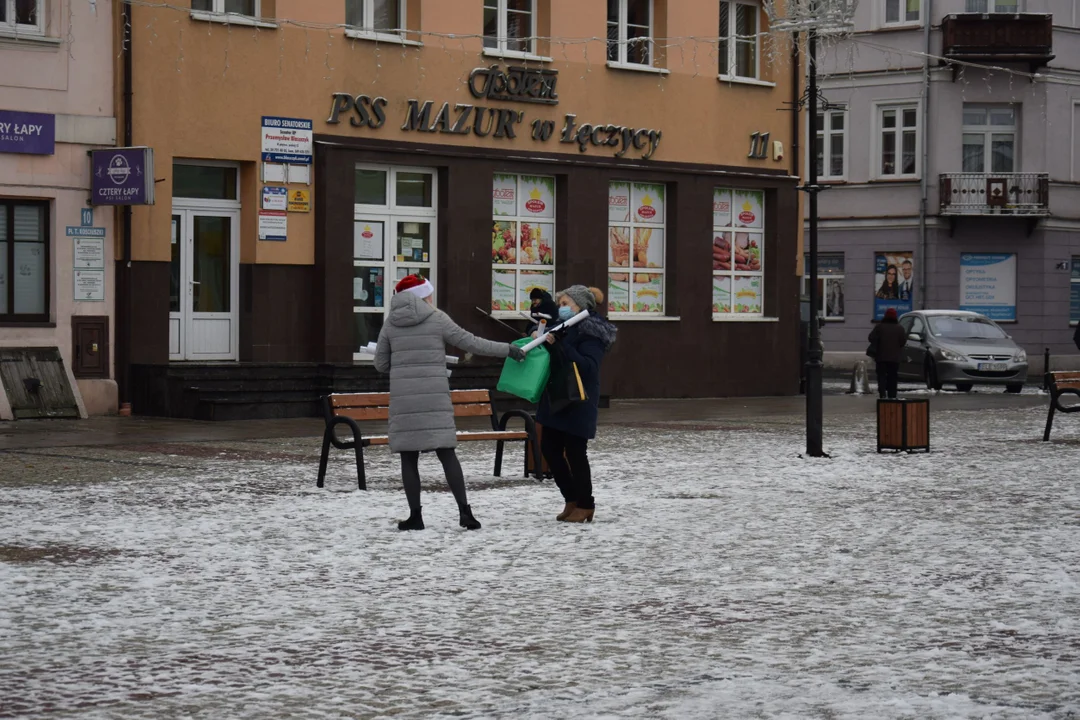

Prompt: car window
[
  {"left": 909, "top": 317, "right": 925, "bottom": 336},
  {"left": 928, "top": 315, "right": 1006, "bottom": 339},
  {"left": 899, "top": 316, "right": 914, "bottom": 332}
]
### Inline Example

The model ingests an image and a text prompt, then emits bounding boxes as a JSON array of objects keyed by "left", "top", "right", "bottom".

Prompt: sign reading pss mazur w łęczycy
[
  {"left": 90, "top": 147, "right": 156, "bottom": 206},
  {"left": 262, "top": 116, "right": 313, "bottom": 164},
  {"left": 0, "top": 110, "right": 55, "bottom": 155}
]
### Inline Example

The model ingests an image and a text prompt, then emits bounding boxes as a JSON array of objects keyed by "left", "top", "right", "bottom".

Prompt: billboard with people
[{"left": 874, "top": 251, "right": 914, "bottom": 321}]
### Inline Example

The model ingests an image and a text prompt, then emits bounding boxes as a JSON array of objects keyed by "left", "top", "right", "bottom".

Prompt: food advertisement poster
[
  {"left": 733, "top": 190, "right": 764, "bottom": 229},
  {"left": 519, "top": 270, "right": 554, "bottom": 311},
  {"left": 518, "top": 221, "right": 554, "bottom": 266},
  {"left": 518, "top": 176, "right": 555, "bottom": 219},
  {"left": 354, "top": 221, "right": 383, "bottom": 260},
  {"left": 732, "top": 232, "right": 761, "bottom": 272},
  {"left": 492, "top": 221, "right": 517, "bottom": 264},
  {"left": 733, "top": 275, "right": 762, "bottom": 314},
  {"left": 632, "top": 273, "right": 663, "bottom": 313},
  {"left": 632, "top": 183, "right": 665, "bottom": 224},
  {"left": 873, "top": 251, "right": 914, "bottom": 321},
  {"left": 608, "top": 182, "right": 631, "bottom": 223},
  {"left": 633, "top": 227, "right": 664, "bottom": 269},
  {"left": 608, "top": 273, "right": 630, "bottom": 313},
  {"left": 609, "top": 226, "right": 630, "bottom": 267},
  {"left": 493, "top": 174, "right": 517, "bottom": 216},
  {"left": 959, "top": 253, "right": 1017, "bottom": 322},
  {"left": 712, "top": 232, "right": 732, "bottom": 272},
  {"left": 712, "top": 274, "right": 732, "bottom": 314},
  {"left": 713, "top": 188, "right": 732, "bottom": 227},
  {"left": 492, "top": 269, "right": 516, "bottom": 311}
]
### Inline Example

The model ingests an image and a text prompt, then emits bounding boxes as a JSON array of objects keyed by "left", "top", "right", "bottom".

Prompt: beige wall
[
  {"left": 0, "top": 0, "right": 118, "bottom": 416},
  {"left": 129, "top": 0, "right": 799, "bottom": 267}
]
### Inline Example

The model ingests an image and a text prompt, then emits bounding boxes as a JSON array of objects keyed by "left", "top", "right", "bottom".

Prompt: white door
[{"left": 169, "top": 208, "right": 239, "bottom": 361}]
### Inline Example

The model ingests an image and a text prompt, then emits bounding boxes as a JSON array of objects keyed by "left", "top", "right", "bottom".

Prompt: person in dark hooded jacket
[
  {"left": 535, "top": 285, "right": 617, "bottom": 523},
  {"left": 527, "top": 289, "right": 559, "bottom": 335},
  {"left": 868, "top": 307, "right": 908, "bottom": 399}
]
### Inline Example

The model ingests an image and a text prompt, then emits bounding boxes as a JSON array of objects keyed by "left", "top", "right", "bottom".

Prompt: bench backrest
[
  {"left": 328, "top": 389, "right": 494, "bottom": 422},
  {"left": 1048, "top": 371, "right": 1080, "bottom": 392}
]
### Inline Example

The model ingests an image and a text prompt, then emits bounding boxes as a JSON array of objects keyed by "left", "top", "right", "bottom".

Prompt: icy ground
[{"left": 1, "top": 405, "right": 1079, "bottom": 719}]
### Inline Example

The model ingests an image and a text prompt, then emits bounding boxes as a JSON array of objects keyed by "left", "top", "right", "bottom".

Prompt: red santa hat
[{"left": 394, "top": 274, "right": 434, "bottom": 299}]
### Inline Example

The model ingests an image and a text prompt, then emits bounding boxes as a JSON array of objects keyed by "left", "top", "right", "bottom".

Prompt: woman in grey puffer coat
[{"left": 374, "top": 274, "right": 525, "bottom": 531}]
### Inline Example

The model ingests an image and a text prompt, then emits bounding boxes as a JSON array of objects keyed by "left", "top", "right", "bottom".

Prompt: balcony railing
[
  {"left": 942, "top": 13, "right": 1054, "bottom": 69},
  {"left": 940, "top": 172, "right": 1049, "bottom": 216}
]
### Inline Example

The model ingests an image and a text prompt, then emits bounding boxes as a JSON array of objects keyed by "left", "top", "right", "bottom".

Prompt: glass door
[{"left": 170, "top": 208, "right": 239, "bottom": 360}]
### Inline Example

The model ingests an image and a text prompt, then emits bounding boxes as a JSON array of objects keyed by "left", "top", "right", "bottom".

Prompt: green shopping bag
[{"left": 496, "top": 338, "right": 551, "bottom": 404}]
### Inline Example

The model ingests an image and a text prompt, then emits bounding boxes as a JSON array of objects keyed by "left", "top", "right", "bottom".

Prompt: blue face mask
[{"left": 558, "top": 306, "right": 575, "bottom": 321}]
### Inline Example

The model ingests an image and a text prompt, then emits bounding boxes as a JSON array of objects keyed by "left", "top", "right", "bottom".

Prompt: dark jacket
[
  {"left": 1074, "top": 321, "right": 1080, "bottom": 351},
  {"left": 536, "top": 315, "right": 616, "bottom": 440},
  {"left": 869, "top": 320, "right": 909, "bottom": 364}
]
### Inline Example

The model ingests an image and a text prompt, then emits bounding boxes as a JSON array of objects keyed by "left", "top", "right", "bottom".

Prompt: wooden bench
[
  {"left": 316, "top": 389, "right": 542, "bottom": 489},
  {"left": 1043, "top": 371, "right": 1080, "bottom": 441}
]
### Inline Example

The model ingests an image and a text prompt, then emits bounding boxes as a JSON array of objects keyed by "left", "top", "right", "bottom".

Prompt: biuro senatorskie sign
[{"left": 326, "top": 64, "right": 663, "bottom": 160}]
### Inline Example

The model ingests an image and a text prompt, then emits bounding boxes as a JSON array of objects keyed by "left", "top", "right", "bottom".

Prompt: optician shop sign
[
  {"left": 326, "top": 65, "right": 663, "bottom": 160},
  {"left": 0, "top": 110, "right": 55, "bottom": 155},
  {"left": 90, "top": 147, "right": 156, "bottom": 206}
]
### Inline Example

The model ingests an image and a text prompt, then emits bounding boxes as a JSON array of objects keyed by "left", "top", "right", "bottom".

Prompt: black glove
[{"left": 508, "top": 345, "right": 526, "bottom": 362}]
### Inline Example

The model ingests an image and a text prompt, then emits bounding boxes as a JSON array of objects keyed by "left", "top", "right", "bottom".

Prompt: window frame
[
  {"left": 719, "top": 0, "right": 760, "bottom": 81},
  {"left": 965, "top": 0, "right": 1019, "bottom": 12},
  {"left": 874, "top": 101, "right": 921, "bottom": 180},
  {"left": 881, "top": 0, "right": 921, "bottom": 26},
  {"left": 961, "top": 104, "right": 1018, "bottom": 174},
  {"left": 0, "top": 0, "right": 45, "bottom": 36},
  {"left": 813, "top": 107, "right": 848, "bottom": 181},
  {"left": 344, "top": 0, "right": 411, "bottom": 43},
  {"left": 483, "top": 0, "right": 537, "bottom": 58},
  {"left": 490, "top": 173, "right": 557, "bottom": 320},
  {"left": 0, "top": 199, "right": 51, "bottom": 323},
  {"left": 352, "top": 164, "right": 438, "bottom": 361},
  {"left": 608, "top": 181, "right": 668, "bottom": 318},
  {"left": 802, "top": 253, "right": 845, "bottom": 322},
  {"left": 607, "top": 0, "right": 655, "bottom": 69},
  {"left": 191, "top": 0, "right": 275, "bottom": 28},
  {"left": 712, "top": 187, "right": 766, "bottom": 320}
]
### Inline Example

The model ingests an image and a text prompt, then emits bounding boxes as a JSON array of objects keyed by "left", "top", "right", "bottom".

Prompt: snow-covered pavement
[{"left": 1, "top": 401, "right": 1078, "bottom": 719}]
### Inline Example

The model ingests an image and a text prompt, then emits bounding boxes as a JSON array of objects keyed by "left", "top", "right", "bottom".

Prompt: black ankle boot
[
  {"left": 459, "top": 504, "right": 481, "bottom": 530},
  {"left": 398, "top": 507, "right": 424, "bottom": 531}
]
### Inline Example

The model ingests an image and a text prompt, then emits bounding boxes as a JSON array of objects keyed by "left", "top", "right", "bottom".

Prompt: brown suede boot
[
  {"left": 563, "top": 507, "right": 594, "bottom": 523},
  {"left": 556, "top": 502, "right": 577, "bottom": 521}
]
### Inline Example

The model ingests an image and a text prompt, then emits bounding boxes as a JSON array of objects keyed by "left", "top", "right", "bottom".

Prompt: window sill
[
  {"left": 609, "top": 314, "right": 681, "bottom": 322},
  {"left": 482, "top": 47, "right": 553, "bottom": 63},
  {"left": 606, "top": 62, "right": 670, "bottom": 76},
  {"left": 0, "top": 31, "right": 59, "bottom": 47},
  {"left": 0, "top": 321, "right": 56, "bottom": 328},
  {"left": 712, "top": 315, "right": 780, "bottom": 323},
  {"left": 717, "top": 75, "right": 776, "bottom": 88},
  {"left": 869, "top": 176, "right": 921, "bottom": 183},
  {"left": 873, "top": 22, "right": 924, "bottom": 31},
  {"left": 190, "top": 11, "right": 278, "bottom": 29},
  {"left": 345, "top": 29, "right": 422, "bottom": 46}
]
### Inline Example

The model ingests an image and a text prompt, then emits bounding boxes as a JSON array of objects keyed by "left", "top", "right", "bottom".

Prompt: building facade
[
  {"left": 119, "top": 0, "right": 804, "bottom": 419},
  {"left": 810, "top": 0, "right": 1080, "bottom": 372},
  {"left": 0, "top": 0, "right": 117, "bottom": 419}
]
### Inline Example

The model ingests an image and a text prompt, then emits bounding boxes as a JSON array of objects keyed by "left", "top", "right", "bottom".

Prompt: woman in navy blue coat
[{"left": 535, "top": 285, "right": 617, "bottom": 523}]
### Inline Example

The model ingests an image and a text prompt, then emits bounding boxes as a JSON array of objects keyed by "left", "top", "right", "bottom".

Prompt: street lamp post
[{"left": 803, "top": 29, "right": 826, "bottom": 458}]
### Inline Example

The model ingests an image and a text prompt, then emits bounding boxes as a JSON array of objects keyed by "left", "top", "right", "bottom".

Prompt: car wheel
[
  {"left": 925, "top": 360, "right": 943, "bottom": 391},
  {"left": 1006, "top": 383, "right": 1023, "bottom": 394},
  {"left": 955, "top": 383, "right": 974, "bottom": 393}
]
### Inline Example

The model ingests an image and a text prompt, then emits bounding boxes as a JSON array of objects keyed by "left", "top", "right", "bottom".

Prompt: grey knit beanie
[{"left": 559, "top": 284, "right": 597, "bottom": 311}]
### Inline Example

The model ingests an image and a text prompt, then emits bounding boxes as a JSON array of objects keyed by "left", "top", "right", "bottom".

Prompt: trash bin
[{"left": 877, "top": 399, "right": 930, "bottom": 453}]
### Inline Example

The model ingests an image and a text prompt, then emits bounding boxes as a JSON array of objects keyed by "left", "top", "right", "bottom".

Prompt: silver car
[{"left": 897, "top": 310, "right": 1028, "bottom": 393}]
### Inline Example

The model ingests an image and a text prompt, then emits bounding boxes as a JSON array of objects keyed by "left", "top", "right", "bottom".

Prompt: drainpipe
[
  {"left": 118, "top": 1, "right": 134, "bottom": 408},
  {"left": 918, "top": 0, "right": 932, "bottom": 310},
  {"left": 791, "top": 31, "right": 801, "bottom": 182}
]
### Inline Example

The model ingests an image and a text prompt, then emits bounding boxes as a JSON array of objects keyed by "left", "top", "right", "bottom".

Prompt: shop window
[
  {"left": 345, "top": 0, "right": 406, "bottom": 38},
  {"left": 353, "top": 165, "right": 438, "bottom": 358},
  {"left": 0, "top": 200, "right": 50, "bottom": 321},
  {"left": 883, "top": 0, "right": 919, "bottom": 25},
  {"left": 712, "top": 188, "right": 764, "bottom": 318},
  {"left": 802, "top": 253, "right": 845, "bottom": 321},
  {"left": 607, "top": 0, "right": 653, "bottom": 67},
  {"left": 0, "top": 0, "right": 43, "bottom": 35},
  {"left": 962, "top": 105, "right": 1016, "bottom": 174},
  {"left": 608, "top": 181, "right": 665, "bottom": 315},
  {"left": 815, "top": 108, "right": 847, "bottom": 181},
  {"left": 191, "top": 0, "right": 260, "bottom": 16},
  {"left": 1070, "top": 257, "right": 1080, "bottom": 325},
  {"left": 484, "top": 0, "right": 535, "bottom": 56},
  {"left": 490, "top": 174, "right": 555, "bottom": 316},
  {"left": 719, "top": 1, "right": 759, "bottom": 80},
  {"left": 877, "top": 103, "right": 919, "bottom": 179}
]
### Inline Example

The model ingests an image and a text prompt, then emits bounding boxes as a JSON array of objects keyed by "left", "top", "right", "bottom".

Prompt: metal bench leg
[
  {"left": 494, "top": 440, "right": 505, "bottom": 478},
  {"left": 1043, "top": 399, "right": 1057, "bottom": 442},
  {"left": 355, "top": 443, "right": 367, "bottom": 491},
  {"left": 317, "top": 428, "right": 333, "bottom": 488}
]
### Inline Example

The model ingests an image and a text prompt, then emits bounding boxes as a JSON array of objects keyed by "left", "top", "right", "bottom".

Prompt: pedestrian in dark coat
[
  {"left": 868, "top": 307, "right": 909, "bottom": 399},
  {"left": 375, "top": 274, "right": 525, "bottom": 531},
  {"left": 535, "top": 285, "right": 617, "bottom": 524}
]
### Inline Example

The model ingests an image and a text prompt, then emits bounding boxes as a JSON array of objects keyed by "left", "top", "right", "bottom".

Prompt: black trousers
[
  {"left": 400, "top": 448, "right": 468, "bottom": 511},
  {"left": 876, "top": 361, "right": 899, "bottom": 399},
  {"left": 541, "top": 426, "right": 594, "bottom": 510}
]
